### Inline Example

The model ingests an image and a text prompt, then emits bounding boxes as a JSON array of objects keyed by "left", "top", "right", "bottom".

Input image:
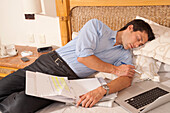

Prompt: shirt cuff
[{"left": 76, "top": 48, "right": 94, "bottom": 57}]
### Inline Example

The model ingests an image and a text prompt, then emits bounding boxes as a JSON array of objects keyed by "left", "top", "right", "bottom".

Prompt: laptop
[{"left": 114, "top": 80, "right": 170, "bottom": 113}]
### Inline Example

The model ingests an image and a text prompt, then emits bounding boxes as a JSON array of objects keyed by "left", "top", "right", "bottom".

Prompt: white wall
[{"left": 0, "top": 0, "right": 62, "bottom": 47}]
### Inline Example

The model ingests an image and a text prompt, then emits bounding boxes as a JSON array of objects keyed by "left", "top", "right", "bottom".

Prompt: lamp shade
[{"left": 23, "top": 0, "right": 42, "bottom": 14}]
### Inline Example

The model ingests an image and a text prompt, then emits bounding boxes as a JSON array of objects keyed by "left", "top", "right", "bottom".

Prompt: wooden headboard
[{"left": 55, "top": 0, "right": 170, "bottom": 46}]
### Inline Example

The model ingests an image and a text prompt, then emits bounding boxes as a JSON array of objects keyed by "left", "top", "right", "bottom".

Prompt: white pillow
[
  {"left": 72, "top": 32, "right": 79, "bottom": 39},
  {"left": 133, "top": 55, "right": 161, "bottom": 82},
  {"left": 133, "top": 32, "right": 170, "bottom": 65},
  {"left": 133, "top": 16, "right": 170, "bottom": 65}
]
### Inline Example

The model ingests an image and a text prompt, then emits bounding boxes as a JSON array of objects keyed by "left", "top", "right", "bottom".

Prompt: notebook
[{"left": 115, "top": 80, "right": 170, "bottom": 113}]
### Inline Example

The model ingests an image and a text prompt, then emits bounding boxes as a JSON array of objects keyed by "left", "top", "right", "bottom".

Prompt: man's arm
[
  {"left": 107, "top": 76, "right": 132, "bottom": 94},
  {"left": 76, "top": 55, "right": 134, "bottom": 107},
  {"left": 76, "top": 76, "right": 132, "bottom": 108},
  {"left": 77, "top": 55, "right": 135, "bottom": 77}
]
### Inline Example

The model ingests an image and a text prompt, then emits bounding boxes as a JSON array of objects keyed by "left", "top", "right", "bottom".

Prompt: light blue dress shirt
[{"left": 56, "top": 19, "right": 132, "bottom": 78}]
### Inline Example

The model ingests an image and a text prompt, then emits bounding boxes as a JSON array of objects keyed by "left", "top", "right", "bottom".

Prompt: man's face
[{"left": 122, "top": 25, "right": 148, "bottom": 50}]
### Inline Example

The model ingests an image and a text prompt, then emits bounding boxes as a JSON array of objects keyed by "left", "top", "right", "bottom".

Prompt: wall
[{"left": 0, "top": 0, "right": 62, "bottom": 47}]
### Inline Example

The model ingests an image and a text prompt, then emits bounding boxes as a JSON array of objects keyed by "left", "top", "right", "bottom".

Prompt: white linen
[
  {"left": 133, "top": 55, "right": 161, "bottom": 82},
  {"left": 37, "top": 102, "right": 128, "bottom": 113},
  {"left": 133, "top": 32, "right": 170, "bottom": 65},
  {"left": 159, "top": 63, "right": 170, "bottom": 72},
  {"left": 36, "top": 72, "right": 170, "bottom": 113}
]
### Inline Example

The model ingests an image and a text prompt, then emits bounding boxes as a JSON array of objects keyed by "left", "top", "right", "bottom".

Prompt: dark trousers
[{"left": 0, "top": 51, "right": 79, "bottom": 113}]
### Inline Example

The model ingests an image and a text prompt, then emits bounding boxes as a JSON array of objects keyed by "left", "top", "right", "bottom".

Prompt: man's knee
[
  {"left": 0, "top": 73, "right": 25, "bottom": 102},
  {"left": 1, "top": 91, "right": 53, "bottom": 113},
  {"left": 0, "top": 91, "right": 26, "bottom": 113}
]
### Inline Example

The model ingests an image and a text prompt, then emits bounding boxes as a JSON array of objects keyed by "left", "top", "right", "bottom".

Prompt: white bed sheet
[
  {"left": 159, "top": 63, "right": 170, "bottom": 72},
  {"left": 36, "top": 72, "right": 170, "bottom": 113}
]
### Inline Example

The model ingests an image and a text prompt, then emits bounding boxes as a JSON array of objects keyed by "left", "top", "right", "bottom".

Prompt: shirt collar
[
  {"left": 110, "top": 31, "right": 124, "bottom": 48},
  {"left": 110, "top": 31, "right": 118, "bottom": 46}
]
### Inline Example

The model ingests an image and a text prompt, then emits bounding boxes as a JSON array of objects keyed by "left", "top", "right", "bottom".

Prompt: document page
[
  {"left": 70, "top": 78, "right": 102, "bottom": 97},
  {"left": 36, "top": 72, "right": 75, "bottom": 98},
  {"left": 26, "top": 71, "right": 117, "bottom": 105},
  {"left": 26, "top": 71, "right": 37, "bottom": 96},
  {"left": 26, "top": 71, "right": 72, "bottom": 96},
  {"left": 36, "top": 72, "right": 58, "bottom": 96}
]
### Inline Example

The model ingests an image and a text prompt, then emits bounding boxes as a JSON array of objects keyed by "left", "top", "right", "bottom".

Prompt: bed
[{"left": 37, "top": 0, "right": 170, "bottom": 112}]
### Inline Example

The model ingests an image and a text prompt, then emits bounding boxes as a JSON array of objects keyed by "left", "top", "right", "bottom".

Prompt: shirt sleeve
[{"left": 76, "top": 19, "right": 108, "bottom": 57}]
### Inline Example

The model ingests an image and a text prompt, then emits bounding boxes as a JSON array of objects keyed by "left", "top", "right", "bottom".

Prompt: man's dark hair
[{"left": 119, "top": 19, "right": 155, "bottom": 41}]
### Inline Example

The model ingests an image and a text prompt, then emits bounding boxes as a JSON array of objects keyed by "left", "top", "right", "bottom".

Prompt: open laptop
[{"left": 114, "top": 80, "right": 170, "bottom": 113}]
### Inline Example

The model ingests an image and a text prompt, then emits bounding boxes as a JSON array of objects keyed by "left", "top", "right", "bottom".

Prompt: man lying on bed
[{"left": 0, "top": 19, "right": 155, "bottom": 113}]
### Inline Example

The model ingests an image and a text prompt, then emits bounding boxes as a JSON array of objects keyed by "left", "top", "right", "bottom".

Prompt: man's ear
[{"left": 127, "top": 25, "right": 133, "bottom": 31}]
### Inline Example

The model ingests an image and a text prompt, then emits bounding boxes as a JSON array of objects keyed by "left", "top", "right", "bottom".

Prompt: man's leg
[
  {"left": 0, "top": 91, "right": 55, "bottom": 113},
  {"left": 0, "top": 69, "right": 55, "bottom": 113},
  {"left": 0, "top": 52, "right": 78, "bottom": 113},
  {"left": 0, "top": 71, "right": 25, "bottom": 102},
  {"left": 0, "top": 54, "right": 56, "bottom": 113},
  {"left": 0, "top": 53, "right": 56, "bottom": 103}
]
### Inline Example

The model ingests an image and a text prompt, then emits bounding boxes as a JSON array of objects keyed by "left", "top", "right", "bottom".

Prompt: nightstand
[{"left": 0, "top": 45, "right": 58, "bottom": 79}]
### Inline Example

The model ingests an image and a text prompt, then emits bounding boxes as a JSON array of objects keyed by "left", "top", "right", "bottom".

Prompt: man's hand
[
  {"left": 113, "top": 64, "right": 135, "bottom": 77},
  {"left": 76, "top": 76, "right": 133, "bottom": 108},
  {"left": 76, "top": 86, "right": 106, "bottom": 108}
]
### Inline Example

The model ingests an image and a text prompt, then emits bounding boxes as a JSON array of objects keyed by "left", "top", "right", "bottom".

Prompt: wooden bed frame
[{"left": 55, "top": 0, "right": 170, "bottom": 46}]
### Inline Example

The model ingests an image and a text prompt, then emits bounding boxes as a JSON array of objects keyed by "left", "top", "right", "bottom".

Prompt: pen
[{"left": 121, "top": 62, "right": 142, "bottom": 75}]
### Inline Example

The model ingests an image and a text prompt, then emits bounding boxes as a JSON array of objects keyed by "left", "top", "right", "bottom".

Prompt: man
[{"left": 0, "top": 19, "right": 155, "bottom": 113}]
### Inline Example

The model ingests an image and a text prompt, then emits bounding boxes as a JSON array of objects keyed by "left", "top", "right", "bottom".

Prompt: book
[{"left": 26, "top": 71, "right": 117, "bottom": 105}]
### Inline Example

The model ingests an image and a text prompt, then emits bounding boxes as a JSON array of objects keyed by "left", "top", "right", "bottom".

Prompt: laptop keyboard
[{"left": 125, "top": 87, "right": 169, "bottom": 109}]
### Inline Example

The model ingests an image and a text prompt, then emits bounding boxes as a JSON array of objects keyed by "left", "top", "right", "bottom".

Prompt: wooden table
[{"left": 0, "top": 45, "right": 58, "bottom": 79}]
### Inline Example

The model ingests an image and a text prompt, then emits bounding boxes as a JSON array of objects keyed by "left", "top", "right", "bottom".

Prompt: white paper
[
  {"left": 26, "top": 71, "right": 117, "bottom": 106},
  {"left": 26, "top": 71, "right": 76, "bottom": 103},
  {"left": 26, "top": 71, "right": 37, "bottom": 96},
  {"left": 95, "top": 99, "right": 114, "bottom": 107},
  {"left": 70, "top": 78, "right": 102, "bottom": 97},
  {"left": 35, "top": 72, "right": 71, "bottom": 97}
]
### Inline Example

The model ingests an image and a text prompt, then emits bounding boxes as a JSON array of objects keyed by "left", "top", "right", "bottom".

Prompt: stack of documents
[{"left": 26, "top": 71, "right": 117, "bottom": 105}]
